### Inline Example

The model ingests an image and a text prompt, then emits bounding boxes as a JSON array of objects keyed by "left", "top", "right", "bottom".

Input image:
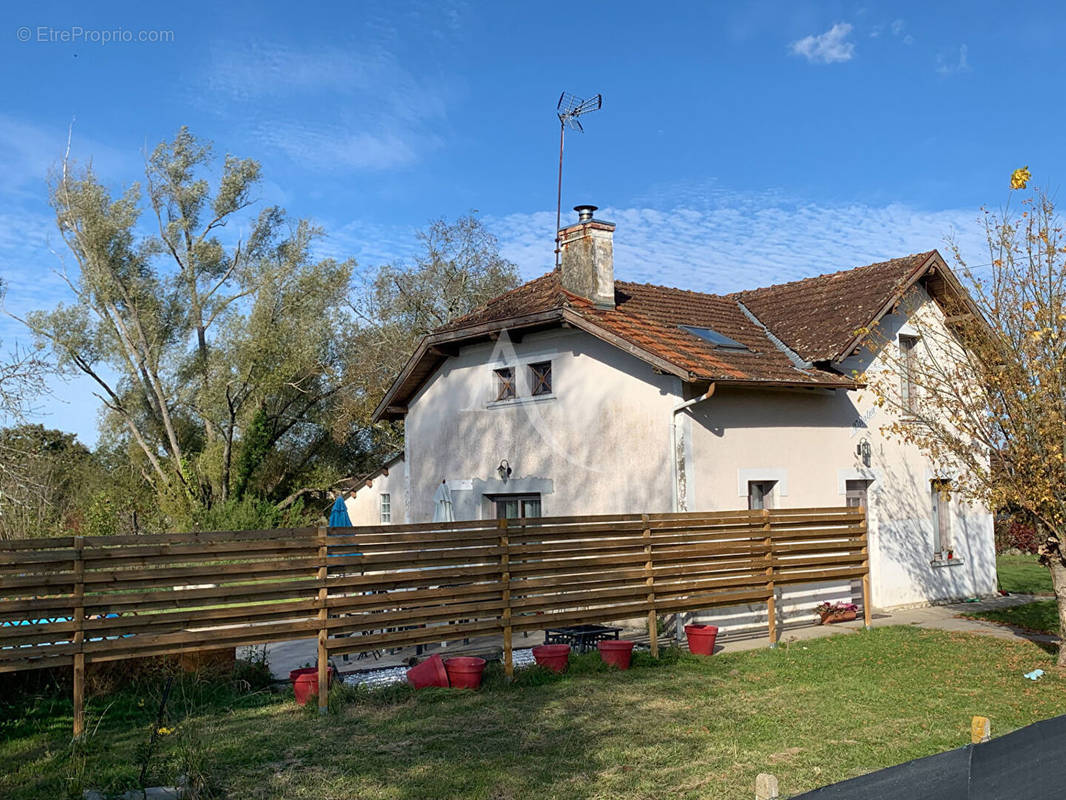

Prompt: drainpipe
[{"left": 669, "top": 382, "right": 716, "bottom": 644}]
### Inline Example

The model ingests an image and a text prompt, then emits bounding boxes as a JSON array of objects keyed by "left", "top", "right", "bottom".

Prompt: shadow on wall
[{"left": 871, "top": 453, "right": 996, "bottom": 607}]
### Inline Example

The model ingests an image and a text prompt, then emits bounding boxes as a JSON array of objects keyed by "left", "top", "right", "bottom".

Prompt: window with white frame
[
  {"left": 379, "top": 493, "right": 391, "bottom": 523},
  {"left": 930, "top": 480, "right": 952, "bottom": 558},
  {"left": 494, "top": 494, "right": 541, "bottom": 520},
  {"left": 899, "top": 334, "right": 919, "bottom": 415},
  {"left": 748, "top": 480, "right": 776, "bottom": 510}
]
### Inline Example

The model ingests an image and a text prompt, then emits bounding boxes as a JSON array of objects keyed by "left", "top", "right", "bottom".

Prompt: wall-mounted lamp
[
  {"left": 856, "top": 438, "right": 872, "bottom": 468},
  {"left": 497, "top": 459, "right": 512, "bottom": 481}
]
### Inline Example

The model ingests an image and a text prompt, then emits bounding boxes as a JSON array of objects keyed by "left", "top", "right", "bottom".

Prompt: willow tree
[
  {"left": 23, "top": 128, "right": 358, "bottom": 516},
  {"left": 866, "top": 169, "right": 1066, "bottom": 661},
  {"left": 0, "top": 279, "right": 48, "bottom": 423}
]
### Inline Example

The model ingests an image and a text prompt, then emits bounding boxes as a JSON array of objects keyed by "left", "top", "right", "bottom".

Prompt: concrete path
[
  {"left": 244, "top": 594, "right": 1059, "bottom": 679},
  {"left": 747, "top": 593, "right": 1059, "bottom": 654}
]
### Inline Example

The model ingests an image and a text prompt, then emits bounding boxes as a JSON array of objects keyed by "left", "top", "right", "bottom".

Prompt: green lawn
[
  {"left": 996, "top": 553, "right": 1054, "bottom": 595},
  {"left": 4, "top": 627, "right": 1066, "bottom": 800},
  {"left": 967, "top": 600, "right": 1060, "bottom": 636}
]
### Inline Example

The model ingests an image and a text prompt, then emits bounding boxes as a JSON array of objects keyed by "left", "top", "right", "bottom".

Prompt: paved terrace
[{"left": 242, "top": 593, "right": 1055, "bottom": 680}]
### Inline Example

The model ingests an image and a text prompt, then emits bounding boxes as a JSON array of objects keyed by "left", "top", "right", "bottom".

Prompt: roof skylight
[{"left": 679, "top": 325, "right": 749, "bottom": 351}]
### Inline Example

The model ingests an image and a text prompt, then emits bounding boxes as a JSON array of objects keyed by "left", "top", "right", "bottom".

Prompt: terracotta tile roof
[
  {"left": 376, "top": 251, "right": 944, "bottom": 420},
  {"left": 436, "top": 272, "right": 567, "bottom": 332},
  {"left": 442, "top": 271, "right": 854, "bottom": 387},
  {"left": 735, "top": 251, "right": 936, "bottom": 362}
]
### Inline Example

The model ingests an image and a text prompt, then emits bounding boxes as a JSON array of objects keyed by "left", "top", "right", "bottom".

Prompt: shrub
[{"left": 995, "top": 519, "right": 1039, "bottom": 554}]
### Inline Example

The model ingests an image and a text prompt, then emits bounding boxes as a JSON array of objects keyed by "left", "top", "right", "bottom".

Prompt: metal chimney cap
[{"left": 573, "top": 204, "right": 598, "bottom": 222}]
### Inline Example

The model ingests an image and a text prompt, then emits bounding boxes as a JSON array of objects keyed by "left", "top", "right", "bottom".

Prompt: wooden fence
[{"left": 0, "top": 507, "right": 868, "bottom": 733}]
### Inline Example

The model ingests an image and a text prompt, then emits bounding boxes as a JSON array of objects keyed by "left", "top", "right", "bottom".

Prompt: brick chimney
[{"left": 558, "top": 204, "right": 615, "bottom": 310}]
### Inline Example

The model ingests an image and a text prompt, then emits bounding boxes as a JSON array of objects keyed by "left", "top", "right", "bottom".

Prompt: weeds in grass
[
  {"left": 14, "top": 631, "right": 1065, "bottom": 800},
  {"left": 232, "top": 645, "right": 272, "bottom": 692},
  {"left": 169, "top": 722, "right": 224, "bottom": 799}
]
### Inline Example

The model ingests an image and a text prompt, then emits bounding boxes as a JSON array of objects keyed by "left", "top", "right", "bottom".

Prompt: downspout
[
  {"left": 671, "top": 383, "right": 716, "bottom": 512},
  {"left": 670, "top": 382, "right": 716, "bottom": 644}
]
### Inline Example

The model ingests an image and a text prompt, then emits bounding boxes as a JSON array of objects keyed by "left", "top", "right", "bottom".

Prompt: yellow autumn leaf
[{"left": 1011, "top": 166, "right": 1031, "bottom": 190}]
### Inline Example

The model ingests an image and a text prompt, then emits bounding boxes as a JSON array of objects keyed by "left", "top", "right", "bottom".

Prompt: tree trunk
[{"left": 1048, "top": 559, "right": 1066, "bottom": 666}]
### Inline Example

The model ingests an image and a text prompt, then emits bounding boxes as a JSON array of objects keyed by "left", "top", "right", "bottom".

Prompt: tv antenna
[{"left": 554, "top": 92, "right": 602, "bottom": 267}]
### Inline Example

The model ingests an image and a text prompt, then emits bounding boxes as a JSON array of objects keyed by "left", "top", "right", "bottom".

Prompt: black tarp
[{"left": 792, "top": 713, "right": 1066, "bottom": 799}]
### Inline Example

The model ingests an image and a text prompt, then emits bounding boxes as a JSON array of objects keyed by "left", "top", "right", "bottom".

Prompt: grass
[
  {"left": 3, "top": 627, "right": 1066, "bottom": 800},
  {"left": 966, "top": 600, "right": 1060, "bottom": 637},
  {"left": 996, "top": 553, "right": 1053, "bottom": 595}
]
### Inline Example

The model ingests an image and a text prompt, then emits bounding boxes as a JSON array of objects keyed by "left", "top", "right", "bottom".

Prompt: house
[{"left": 355, "top": 204, "right": 997, "bottom": 614}]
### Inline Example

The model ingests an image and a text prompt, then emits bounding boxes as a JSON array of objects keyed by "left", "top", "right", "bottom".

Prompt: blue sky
[{"left": 0, "top": 1, "right": 1058, "bottom": 444}]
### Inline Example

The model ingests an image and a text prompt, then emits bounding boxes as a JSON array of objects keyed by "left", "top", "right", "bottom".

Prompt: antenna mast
[{"left": 554, "top": 92, "right": 602, "bottom": 268}]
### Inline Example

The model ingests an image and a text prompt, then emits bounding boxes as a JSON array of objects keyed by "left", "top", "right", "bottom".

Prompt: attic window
[
  {"left": 529, "top": 361, "right": 552, "bottom": 396},
  {"left": 679, "top": 325, "right": 749, "bottom": 351},
  {"left": 495, "top": 367, "right": 516, "bottom": 401}
]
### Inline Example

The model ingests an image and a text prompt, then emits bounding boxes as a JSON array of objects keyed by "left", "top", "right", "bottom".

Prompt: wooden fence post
[
  {"left": 499, "top": 517, "right": 513, "bottom": 678},
  {"left": 72, "top": 535, "right": 85, "bottom": 738},
  {"left": 763, "top": 509, "right": 777, "bottom": 647},
  {"left": 860, "top": 505, "right": 872, "bottom": 629},
  {"left": 972, "top": 715, "right": 991, "bottom": 743},
  {"left": 316, "top": 528, "right": 329, "bottom": 715},
  {"left": 643, "top": 514, "right": 658, "bottom": 657}
]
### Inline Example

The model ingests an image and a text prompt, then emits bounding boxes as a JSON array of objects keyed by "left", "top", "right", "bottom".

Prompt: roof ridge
[
  {"left": 438, "top": 269, "right": 563, "bottom": 331},
  {"left": 614, "top": 278, "right": 729, "bottom": 301},
  {"left": 736, "top": 251, "right": 936, "bottom": 297}
]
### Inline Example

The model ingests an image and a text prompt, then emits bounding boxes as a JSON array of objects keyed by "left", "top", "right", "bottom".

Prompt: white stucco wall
[
  {"left": 402, "top": 328, "right": 680, "bottom": 523},
  {"left": 681, "top": 285, "right": 996, "bottom": 612},
  {"left": 391, "top": 285, "right": 997, "bottom": 614},
  {"left": 344, "top": 460, "right": 406, "bottom": 526}
]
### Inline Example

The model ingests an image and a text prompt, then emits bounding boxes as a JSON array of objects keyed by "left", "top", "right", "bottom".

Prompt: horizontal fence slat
[{"left": 2, "top": 506, "right": 867, "bottom": 672}]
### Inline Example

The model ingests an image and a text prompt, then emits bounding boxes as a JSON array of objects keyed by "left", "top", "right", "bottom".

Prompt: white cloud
[
  {"left": 790, "top": 23, "right": 855, "bottom": 64},
  {"left": 251, "top": 122, "right": 435, "bottom": 172},
  {"left": 937, "top": 44, "right": 970, "bottom": 76},
  {"left": 3, "top": 173, "right": 992, "bottom": 445},
  {"left": 488, "top": 186, "right": 987, "bottom": 296},
  {"left": 891, "top": 19, "right": 906, "bottom": 36},
  {"left": 199, "top": 38, "right": 453, "bottom": 172}
]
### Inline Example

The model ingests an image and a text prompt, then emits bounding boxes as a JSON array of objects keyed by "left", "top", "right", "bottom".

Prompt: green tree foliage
[
  {"left": 341, "top": 214, "right": 520, "bottom": 441},
  {"left": 0, "top": 425, "right": 91, "bottom": 540},
  {"left": 23, "top": 128, "right": 360, "bottom": 521},
  {"left": 867, "top": 175, "right": 1066, "bottom": 663},
  {"left": 0, "top": 279, "right": 49, "bottom": 424},
  {"left": 13, "top": 129, "right": 519, "bottom": 535}
]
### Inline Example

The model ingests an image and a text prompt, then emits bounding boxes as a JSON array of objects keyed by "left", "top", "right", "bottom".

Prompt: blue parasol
[{"left": 329, "top": 495, "right": 352, "bottom": 528}]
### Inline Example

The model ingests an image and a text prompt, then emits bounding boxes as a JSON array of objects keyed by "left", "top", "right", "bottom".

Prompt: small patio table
[{"left": 543, "top": 624, "right": 623, "bottom": 653}]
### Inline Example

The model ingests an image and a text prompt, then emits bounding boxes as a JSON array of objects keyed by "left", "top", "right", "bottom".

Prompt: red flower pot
[
  {"left": 444, "top": 656, "right": 486, "bottom": 689},
  {"left": 406, "top": 653, "right": 450, "bottom": 689},
  {"left": 532, "top": 644, "right": 571, "bottom": 673},
  {"left": 290, "top": 666, "right": 335, "bottom": 706},
  {"left": 819, "top": 609, "right": 858, "bottom": 625},
  {"left": 597, "top": 640, "right": 635, "bottom": 670},
  {"left": 684, "top": 624, "right": 719, "bottom": 655}
]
